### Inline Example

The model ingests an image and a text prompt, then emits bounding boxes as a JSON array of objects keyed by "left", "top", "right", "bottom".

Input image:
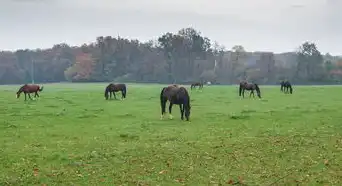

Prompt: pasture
[{"left": 1, "top": 83, "right": 342, "bottom": 185}]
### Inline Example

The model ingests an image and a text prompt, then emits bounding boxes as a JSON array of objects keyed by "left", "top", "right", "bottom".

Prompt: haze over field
[{"left": 1, "top": 0, "right": 341, "bottom": 54}]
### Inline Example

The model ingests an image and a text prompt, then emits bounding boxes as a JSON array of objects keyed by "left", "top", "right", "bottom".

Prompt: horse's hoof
[
  {"left": 160, "top": 115, "right": 164, "bottom": 120},
  {"left": 169, "top": 115, "right": 173, "bottom": 119}
]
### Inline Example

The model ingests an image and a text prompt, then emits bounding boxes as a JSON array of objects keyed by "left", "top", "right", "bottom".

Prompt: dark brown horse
[
  {"left": 104, "top": 83, "right": 127, "bottom": 100},
  {"left": 190, "top": 82, "right": 203, "bottom": 90},
  {"left": 239, "top": 81, "right": 261, "bottom": 98},
  {"left": 16, "top": 84, "right": 44, "bottom": 101},
  {"left": 160, "top": 85, "right": 191, "bottom": 121},
  {"left": 280, "top": 80, "right": 293, "bottom": 94}
]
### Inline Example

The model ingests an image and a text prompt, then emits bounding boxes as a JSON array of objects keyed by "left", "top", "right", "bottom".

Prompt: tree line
[{"left": 0, "top": 27, "right": 341, "bottom": 85}]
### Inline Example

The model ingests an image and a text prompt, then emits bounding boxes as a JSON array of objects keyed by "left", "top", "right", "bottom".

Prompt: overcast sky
[{"left": 0, "top": 0, "right": 341, "bottom": 55}]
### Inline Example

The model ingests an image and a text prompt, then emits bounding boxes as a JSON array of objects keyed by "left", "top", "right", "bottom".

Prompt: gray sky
[{"left": 1, "top": 0, "right": 341, "bottom": 55}]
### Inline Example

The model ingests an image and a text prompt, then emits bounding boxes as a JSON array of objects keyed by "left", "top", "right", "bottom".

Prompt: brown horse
[
  {"left": 190, "top": 82, "right": 203, "bottom": 90},
  {"left": 160, "top": 85, "right": 191, "bottom": 121},
  {"left": 239, "top": 81, "right": 261, "bottom": 98},
  {"left": 16, "top": 84, "right": 44, "bottom": 101},
  {"left": 104, "top": 83, "right": 127, "bottom": 100}
]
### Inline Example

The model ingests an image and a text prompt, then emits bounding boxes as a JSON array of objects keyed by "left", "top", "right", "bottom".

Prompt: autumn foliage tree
[{"left": 64, "top": 52, "right": 95, "bottom": 82}]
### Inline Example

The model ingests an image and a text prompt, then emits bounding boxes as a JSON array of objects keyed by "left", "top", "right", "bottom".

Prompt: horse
[
  {"left": 16, "top": 84, "right": 44, "bottom": 101},
  {"left": 280, "top": 80, "right": 293, "bottom": 94},
  {"left": 190, "top": 82, "right": 203, "bottom": 90},
  {"left": 104, "top": 83, "right": 127, "bottom": 100},
  {"left": 160, "top": 85, "right": 191, "bottom": 121},
  {"left": 239, "top": 81, "right": 261, "bottom": 98}
]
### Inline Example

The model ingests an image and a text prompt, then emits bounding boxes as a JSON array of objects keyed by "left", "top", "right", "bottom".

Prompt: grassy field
[{"left": 1, "top": 83, "right": 342, "bottom": 185}]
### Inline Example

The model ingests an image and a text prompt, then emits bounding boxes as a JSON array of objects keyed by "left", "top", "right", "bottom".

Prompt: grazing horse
[
  {"left": 239, "top": 81, "right": 261, "bottom": 98},
  {"left": 16, "top": 84, "right": 44, "bottom": 101},
  {"left": 190, "top": 82, "right": 203, "bottom": 90},
  {"left": 160, "top": 85, "right": 191, "bottom": 121},
  {"left": 280, "top": 80, "right": 293, "bottom": 94},
  {"left": 104, "top": 83, "right": 127, "bottom": 100}
]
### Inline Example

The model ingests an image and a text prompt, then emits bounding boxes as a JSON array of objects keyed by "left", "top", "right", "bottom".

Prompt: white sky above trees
[{"left": 1, "top": 0, "right": 341, "bottom": 54}]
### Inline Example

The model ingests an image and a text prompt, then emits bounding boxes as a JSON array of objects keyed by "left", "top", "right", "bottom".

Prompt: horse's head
[
  {"left": 16, "top": 91, "right": 21, "bottom": 98},
  {"left": 16, "top": 86, "right": 25, "bottom": 98},
  {"left": 257, "top": 92, "right": 261, "bottom": 98}
]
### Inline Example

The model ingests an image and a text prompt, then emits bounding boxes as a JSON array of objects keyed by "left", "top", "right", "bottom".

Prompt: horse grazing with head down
[
  {"left": 239, "top": 81, "right": 261, "bottom": 98},
  {"left": 160, "top": 85, "right": 191, "bottom": 121},
  {"left": 104, "top": 83, "right": 127, "bottom": 100},
  {"left": 16, "top": 84, "right": 44, "bottom": 101},
  {"left": 190, "top": 82, "right": 203, "bottom": 90},
  {"left": 280, "top": 80, "right": 293, "bottom": 94}
]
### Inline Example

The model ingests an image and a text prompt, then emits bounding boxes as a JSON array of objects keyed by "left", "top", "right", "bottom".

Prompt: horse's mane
[{"left": 18, "top": 84, "right": 27, "bottom": 91}]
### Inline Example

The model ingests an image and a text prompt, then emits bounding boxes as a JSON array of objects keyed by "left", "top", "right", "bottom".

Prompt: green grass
[{"left": 1, "top": 83, "right": 342, "bottom": 185}]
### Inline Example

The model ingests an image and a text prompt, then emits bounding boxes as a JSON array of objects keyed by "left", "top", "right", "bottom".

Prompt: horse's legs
[
  {"left": 242, "top": 89, "right": 245, "bottom": 98},
  {"left": 24, "top": 93, "right": 27, "bottom": 101},
  {"left": 249, "top": 90, "right": 254, "bottom": 97},
  {"left": 28, "top": 93, "right": 33, "bottom": 100},
  {"left": 179, "top": 104, "right": 184, "bottom": 120},
  {"left": 113, "top": 92, "right": 117, "bottom": 99},
  {"left": 35, "top": 92, "right": 39, "bottom": 97},
  {"left": 168, "top": 103, "right": 174, "bottom": 119},
  {"left": 121, "top": 91, "right": 124, "bottom": 100}
]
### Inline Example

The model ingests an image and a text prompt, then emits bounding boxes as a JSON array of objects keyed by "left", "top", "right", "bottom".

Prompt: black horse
[
  {"left": 104, "top": 83, "right": 127, "bottom": 100},
  {"left": 190, "top": 82, "right": 203, "bottom": 90},
  {"left": 280, "top": 80, "right": 293, "bottom": 94},
  {"left": 239, "top": 81, "right": 261, "bottom": 98},
  {"left": 160, "top": 85, "right": 191, "bottom": 121}
]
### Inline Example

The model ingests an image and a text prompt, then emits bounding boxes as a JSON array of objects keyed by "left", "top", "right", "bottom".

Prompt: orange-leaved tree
[{"left": 64, "top": 52, "right": 95, "bottom": 81}]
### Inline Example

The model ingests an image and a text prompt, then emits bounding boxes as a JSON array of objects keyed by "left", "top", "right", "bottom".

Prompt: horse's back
[
  {"left": 107, "top": 83, "right": 126, "bottom": 91},
  {"left": 162, "top": 85, "right": 179, "bottom": 99},
  {"left": 116, "top": 83, "right": 126, "bottom": 91},
  {"left": 163, "top": 86, "right": 189, "bottom": 102},
  {"left": 21, "top": 84, "right": 39, "bottom": 91}
]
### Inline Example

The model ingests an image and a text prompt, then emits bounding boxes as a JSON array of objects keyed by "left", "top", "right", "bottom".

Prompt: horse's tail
[
  {"left": 239, "top": 83, "right": 243, "bottom": 96},
  {"left": 185, "top": 88, "right": 190, "bottom": 107},
  {"left": 160, "top": 87, "right": 166, "bottom": 103},
  {"left": 160, "top": 87, "right": 167, "bottom": 113},
  {"left": 122, "top": 85, "right": 127, "bottom": 98},
  {"left": 104, "top": 86, "right": 110, "bottom": 100},
  {"left": 39, "top": 86, "right": 44, "bottom": 92},
  {"left": 254, "top": 83, "right": 261, "bottom": 98}
]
